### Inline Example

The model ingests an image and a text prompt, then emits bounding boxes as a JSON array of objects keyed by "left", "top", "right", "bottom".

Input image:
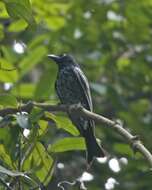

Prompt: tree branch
[
  {"left": 0, "top": 102, "right": 152, "bottom": 167},
  {"left": 77, "top": 106, "right": 152, "bottom": 167}
]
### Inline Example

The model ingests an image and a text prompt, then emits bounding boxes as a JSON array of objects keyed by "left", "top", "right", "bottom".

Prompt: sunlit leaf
[
  {"left": 38, "top": 120, "right": 48, "bottom": 136},
  {"left": 8, "top": 19, "right": 28, "bottom": 32},
  {"left": 11, "top": 83, "right": 36, "bottom": 99},
  {"left": 45, "top": 16, "right": 66, "bottom": 30},
  {"left": 35, "top": 142, "right": 54, "bottom": 184},
  {"left": 0, "top": 144, "right": 13, "bottom": 168},
  {"left": 48, "top": 137, "right": 86, "bottom": 153},
  {"left": 0, "top": 93, "right": 17, "bottom": 107},
  {"left": 23, "top": 142, "right": 53, "bottom": 184},
  {"left": 0, "top": 46, "right": 18, "bottom": 64},
  {"left": 0, "top": 2, "right": 9, "bottom": 18},
  {"left": 46, "top": 112, "right": 80, "bottom": 136},
  {"left": 0, "top": 24, "right": 4, "bottom": 40},
  {"left": 0, "top": 58, "right": 18, "bottom": 82},
  {"left": 117, "top": 57, "right": 131, "bottom": 71}
]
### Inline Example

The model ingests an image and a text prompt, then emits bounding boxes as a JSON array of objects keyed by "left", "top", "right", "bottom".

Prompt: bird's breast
[{"left": 56, "top": 66, "right": 86, "bottom": 106}]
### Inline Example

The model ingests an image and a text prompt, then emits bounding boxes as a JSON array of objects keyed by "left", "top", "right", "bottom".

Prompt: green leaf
[
  {"left": 4, "top": 0, "right": 36, "bottom": 26},
  {"left": 0, "top": 127, "right": 20, "bottom": 161},
  {"left": 117, "top": 57, "right": 131, "bottom": 71},
  {"left": 0, "top": 144, "right": 13, "bottom": 168},
  {"left": 23, "top": 142, "right": 54, "bottom": 184},
  {"left": 38, "top": 120, "right": 48, "bottom": 136},
  {"left": 0, "top": 1, "right": 9, "bottom": 18},
  {"left": 11, "top": 83, "right": 36, "bottom": 99},
  {"left": 46, "top": 112, "right": 80, "bottom": 136},
  {"left": 0, "top": 46, "right": 18, "bottom": 65},
  {"left": 48, "top": 137, "right": 86, "bottom": 153},
  {"left": 0, "top": 58, "right": 18, "bottom": 82},
  {"left": 8, "top": 19, "right": 28, "bottom": 32},
  {"left": 35, "top": 143, "right": 54, "bottom": 184},
  {"left": 29, "top": 107, "right": 44, "bottom": 123},
  {"left": 0, "top": 93, "right": 17, "bottom": 107},
  {"left": 0, "top": 24, "right": 4, "bottom": 40},
  {"left": 45, "top": 16, "right": 66, "bottom": 30},
  {"left": 19, "top": 46, "right": 47, "bottom": 77}
]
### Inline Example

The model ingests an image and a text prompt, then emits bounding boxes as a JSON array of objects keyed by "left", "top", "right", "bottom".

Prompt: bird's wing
[
  {"left": 72, "top": 66, "right": 93, "bottom": 111},
  {"left": 55, "top": 78, "right": 64, "bottom": 103}
]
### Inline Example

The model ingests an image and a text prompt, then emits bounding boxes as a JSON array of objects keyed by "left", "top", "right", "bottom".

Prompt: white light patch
[
  {"left": 4, "top": 83, "right": 13, "bottom": 91},
  {"left": 13, "top": 41, "right": 25, "bottom": 54},
  {"left": 108, "top": 158, "right": 121, "bottom": 173},
  {"left": 119, "top": 157, "right": 128, "bottom": 166},
  {"left": 113, "top": 31, "right": 125, "bottom": 41},
  {"left": 146, "top": 55, "right": 152, "bottom": 62},
  {"left": 79, "top": 172, "right": 94, "bottom": 182},
  {"left": 97, "top": 156, "right": 107, "bottom": 163},
  {"left": 105, "top": 181, "right": 114, "bottom": 190},
  {"left": 98, "top": 0, "right": 114, "bottom": 4},
  {"left": 57, "top": 162, "right": 64, "bottom": 169},
  {"left": 16, "top": 112, "right": 29, "bottom": 129},
  {"left": 23, "top": 129, "right": 30, "bottom": 138},
  {"left": 107, "top": 10, "right": 124, "bottom": 22},
  {"left": 74, "top": 29, "right": 82, "bottom": 39},
  {"left": 83, "top": 11, "right": 92, "bottom": 19},
  {"left": 105, "top": 177, "right": 119, "bottom": 190}
]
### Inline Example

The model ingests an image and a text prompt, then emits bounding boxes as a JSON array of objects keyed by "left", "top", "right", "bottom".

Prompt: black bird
[{"left": 48, "top": 54, "right": 105, "bottom": 164}]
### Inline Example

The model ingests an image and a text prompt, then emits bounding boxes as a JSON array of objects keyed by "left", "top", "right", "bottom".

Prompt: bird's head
[{"left": 48, "top": 54, "right": 77, "bottom": 68}]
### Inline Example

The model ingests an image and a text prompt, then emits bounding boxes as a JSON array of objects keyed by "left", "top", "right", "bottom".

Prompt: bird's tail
[{"left": 84, "top": 131, "right": 106, "bottom": 165}]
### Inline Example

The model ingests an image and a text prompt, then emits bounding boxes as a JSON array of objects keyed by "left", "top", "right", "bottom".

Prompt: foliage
[{"left": 0, "top": 0, "right": 152, "bottom": 189}]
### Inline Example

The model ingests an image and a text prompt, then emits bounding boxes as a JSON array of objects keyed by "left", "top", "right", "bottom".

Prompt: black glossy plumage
[{"left": 48, "top": 54, "right": 105, "bottom": 164}]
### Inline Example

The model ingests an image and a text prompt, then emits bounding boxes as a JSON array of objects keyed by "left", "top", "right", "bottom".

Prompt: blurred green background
[{"left": 0, "top": 0, "right": 152, "bottom": 189}]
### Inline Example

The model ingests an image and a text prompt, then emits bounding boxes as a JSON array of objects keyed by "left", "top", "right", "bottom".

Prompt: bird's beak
[{"left": 47, "top": 54, "right": 61, "bottom": 62}]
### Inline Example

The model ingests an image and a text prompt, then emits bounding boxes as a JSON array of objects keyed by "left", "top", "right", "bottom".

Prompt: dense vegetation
[{"left": 0, "top": 0, "right": 152, "bottom": 189}]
